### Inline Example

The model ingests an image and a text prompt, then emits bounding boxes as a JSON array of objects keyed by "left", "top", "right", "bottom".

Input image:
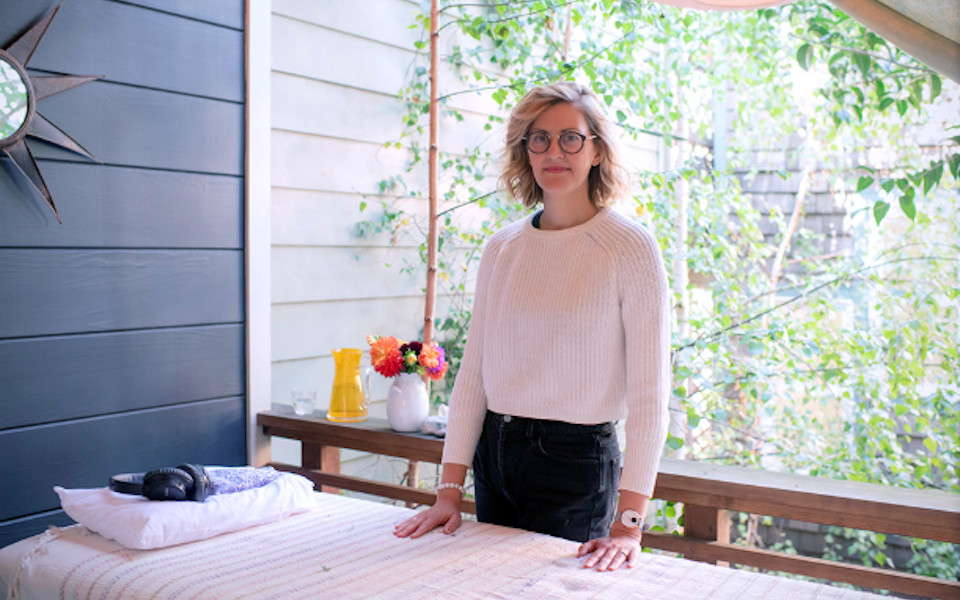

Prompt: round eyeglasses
[{"left": 523, "top": 131, "right": 597, "bottom": 154}]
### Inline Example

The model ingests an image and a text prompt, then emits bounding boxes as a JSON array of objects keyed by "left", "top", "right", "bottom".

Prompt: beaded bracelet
[{"left": 436, "top": 482, "right": 465, "bottom": 498}]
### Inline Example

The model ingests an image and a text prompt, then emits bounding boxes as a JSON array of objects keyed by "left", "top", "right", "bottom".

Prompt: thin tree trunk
[
  {"left": 670, "top": 86, "right": 689, "bottom": 460},
  {"left": 769, "top": 159, "right": 813, "bottom": 294},
  {"left": 562, "top": 7, "right": 572, "bottom": 61},
  {"left": 756, "top": 148, "right": 813, "bottom": 470}
]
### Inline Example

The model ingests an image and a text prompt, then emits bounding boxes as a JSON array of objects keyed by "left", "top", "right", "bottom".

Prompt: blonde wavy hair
[{"left": 498, "top": 82, "right": 629, "bottom": 210}]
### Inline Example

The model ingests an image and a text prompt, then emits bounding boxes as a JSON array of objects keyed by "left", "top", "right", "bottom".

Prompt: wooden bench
[{"left": 258, "top": 410, "right": 960, "bottom": 599}]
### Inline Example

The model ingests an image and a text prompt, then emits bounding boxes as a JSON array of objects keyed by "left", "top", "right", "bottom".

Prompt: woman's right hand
[{"left": 393, "top": 494, "right": 462, "bottom": 538}]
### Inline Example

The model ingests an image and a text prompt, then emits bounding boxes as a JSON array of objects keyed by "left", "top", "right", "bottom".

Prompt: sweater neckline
[{"left": 524, "top": 207, "right": 610, "bottom": 239}]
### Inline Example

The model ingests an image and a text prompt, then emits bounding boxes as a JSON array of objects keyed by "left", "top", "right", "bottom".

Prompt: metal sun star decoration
[{"left": 0, "top": 2, "right": 102, "bottom": 223}]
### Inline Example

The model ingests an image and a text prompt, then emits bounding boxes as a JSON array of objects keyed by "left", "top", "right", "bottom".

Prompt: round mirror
[{"left": 0, "top": 57, "right": 29, "bottom": 141}]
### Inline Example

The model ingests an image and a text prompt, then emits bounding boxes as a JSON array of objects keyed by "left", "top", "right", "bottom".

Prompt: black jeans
[{"left": 472, "top": 410, "right": 620, "bottom": 543}]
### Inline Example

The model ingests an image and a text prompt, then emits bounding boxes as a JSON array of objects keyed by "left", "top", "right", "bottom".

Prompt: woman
[{"left": 394, "top": 82, "right": 669, "bottom": 573}]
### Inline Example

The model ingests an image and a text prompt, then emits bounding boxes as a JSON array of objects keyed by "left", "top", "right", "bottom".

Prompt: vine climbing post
[
  {"left": 423, "top": 0, "right": 440, "bottom": 350},
  {"left": 406, "top": 0, "right": 440, "bottom": 502}
]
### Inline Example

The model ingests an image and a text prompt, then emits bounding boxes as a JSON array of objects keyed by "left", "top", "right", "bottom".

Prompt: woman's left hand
[{"left": 577, "top": 533, "right": 641, "bottom": 571}]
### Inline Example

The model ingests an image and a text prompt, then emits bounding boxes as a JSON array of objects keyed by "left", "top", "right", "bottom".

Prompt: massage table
[{"left": 0, "top": 491, "right": 894, "bottom": 600}]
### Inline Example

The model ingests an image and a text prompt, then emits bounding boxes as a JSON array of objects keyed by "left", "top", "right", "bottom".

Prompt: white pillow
[{"left": 54, "top": 472, "right": 317, "bottom": 550}]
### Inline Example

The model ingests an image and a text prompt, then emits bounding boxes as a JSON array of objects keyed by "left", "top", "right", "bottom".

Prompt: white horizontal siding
[
  {"left": 272, "top": 130, "right": 424, "bottom": 194},
  {"left": 272, "top": 0, "right": 421, "bottom": 50}
]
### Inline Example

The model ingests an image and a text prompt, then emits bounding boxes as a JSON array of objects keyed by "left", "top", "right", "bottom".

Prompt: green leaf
[
  {"left": 874, "top": 552, "right": 887, "bottom": 566},
  {"left": 949, "top": 154, "right": 960, "bottom": 179},
  {"left": 930, "top": 73, "right": 942, "bottom": 101},
  {"left": 880, "top": 178, "right": 896, "bottom": 193},
  {"left": 492, "top": 88, "right": 508, "bottom": 106},
  {"left": 878, "top": 97, "right": 895, "bottom": 111},
  {"left": 896, "top": 99, "right": 908, "bottom": 116},
  {"left": 852, "top": 51, "right": 871, "bottom": 75},
  {"left": 665, "top": 504, "right": 677, "bottom": 518},
  {"left": 873, "top": 200, "right": 890, "bottom": 225},
  {"left": 856, "top": 176, "right": 873, "bottom": 193},
  {"left": 899, "top": 190, "right": 916, "bottom": 221},
  {"left": 809, "top": 24, "right": 829, "bottom": 39},
  {"left": 923, "top": 437, "right": 937, "bottom": 453},
  {"left": 796, "top": 43, "right": 813, "bottom": 70},
  {"left": 922, "top": 162, "right": 943, "bottom": 195},
  {"left": 852, "top": 86, "right": 864, "bottom": 105},
  {"left": 874, "top": 79, "right": 885, "bottom": 99},
  {"left": 359, "top": 201, "right": 367, "bottom": 212},
  {"left": 665, "top": 434, "right": 684, "bottom": 451},
  {"left": 910, "top": 80, "right": 924, "bottom": 105},
  {"left": 893, "top": 404, "right": 908, "bottom": 417}
]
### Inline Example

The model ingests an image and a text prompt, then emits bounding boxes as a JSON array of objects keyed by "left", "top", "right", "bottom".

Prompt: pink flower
[{"left": 419, "top": 344, "right": 441, "bottom": 370}]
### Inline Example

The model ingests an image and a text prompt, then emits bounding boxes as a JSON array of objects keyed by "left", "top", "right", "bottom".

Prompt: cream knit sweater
[{"left": 441, "top": 207, "right": 670, "bottom": 496}]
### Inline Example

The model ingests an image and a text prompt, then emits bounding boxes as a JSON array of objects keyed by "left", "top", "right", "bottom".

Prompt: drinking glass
[{"left": 291, "top": 388, "right": 317, "bottom": 416}]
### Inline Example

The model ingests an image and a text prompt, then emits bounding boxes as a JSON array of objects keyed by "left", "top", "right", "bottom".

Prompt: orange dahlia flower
[
  {"left": 418, "top": 344, "right": 440, "bottom": 370},
  {"left": 369, "top": 335, "right": 402, "bottom": 377}
]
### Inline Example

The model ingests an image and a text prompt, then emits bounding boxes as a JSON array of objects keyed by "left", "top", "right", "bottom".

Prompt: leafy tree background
[{"left": 357, "top": 0, "right": 959, "bottom": 580}]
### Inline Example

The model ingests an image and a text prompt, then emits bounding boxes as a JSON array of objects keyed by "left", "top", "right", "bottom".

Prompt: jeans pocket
[{"left": 535, "top": 433, "right": 601, "bottom": 464}]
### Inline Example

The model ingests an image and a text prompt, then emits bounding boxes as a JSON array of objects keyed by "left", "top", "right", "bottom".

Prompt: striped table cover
[{"left": 1, "top": 492, "right": 892, "bottom": 600}]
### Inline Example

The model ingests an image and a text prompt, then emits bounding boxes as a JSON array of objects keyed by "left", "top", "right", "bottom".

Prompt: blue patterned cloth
[{"left": 206, "top": 466, "right": 282, "bottom": 495}]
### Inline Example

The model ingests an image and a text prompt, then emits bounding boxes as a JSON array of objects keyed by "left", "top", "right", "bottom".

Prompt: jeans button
[{"left": 503, "top": 415, "right": 512, "bottom": 423}]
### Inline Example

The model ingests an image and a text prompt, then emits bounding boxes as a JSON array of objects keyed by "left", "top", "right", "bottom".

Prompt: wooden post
[
  {"left": 423, "top": 0, "right": 439, "bottom": 348},
  {"left": 405, "top": 460, "right": 420, "bottom": 508},
  {"left": 413, "top": 0, "right": 441, "bottom": 505},
  {"left": 683, "top": 503, "right": 731, "bottom": 565},
  {"left": 303, "top": 442, "right": 340, "bottom": 494}
]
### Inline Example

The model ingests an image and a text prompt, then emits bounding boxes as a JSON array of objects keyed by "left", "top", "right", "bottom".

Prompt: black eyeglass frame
[{"left": 522, "top": 130, "right": 598, "bottom": 155}]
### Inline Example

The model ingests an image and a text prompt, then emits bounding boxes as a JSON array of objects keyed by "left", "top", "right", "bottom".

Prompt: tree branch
[
  {"left": 768, "top": 159, "right": 813, "bottom": 292},
  {"left": 437, "top": 190, "right": 498, "bottom": 217},
  {"left": 438, "top": 0, "right": 581, "bottom": 33},
  {"left": 437, "top": 82, "right": 523, "bottom": 102},
  {"left": 676, "top": 255, "right": 960, "bottom": 352},
  {"left": 439, "top": 0, "right": 549, "bottom": 14},
  {"left": 790, "top": 34, "right": 934, "bottom": 73},
  {"left": 435, "top": 29, "right": 634, "bottom": 104}
]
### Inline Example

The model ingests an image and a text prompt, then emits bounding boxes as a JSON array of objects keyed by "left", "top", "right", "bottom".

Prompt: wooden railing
[{"left": 258, "top": 410, "right": 960, "bottom": 599}]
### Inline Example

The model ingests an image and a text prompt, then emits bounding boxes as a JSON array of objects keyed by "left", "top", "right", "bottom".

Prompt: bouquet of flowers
[{"left": 366, "top": 334, "right": 448, "bottom": 381}]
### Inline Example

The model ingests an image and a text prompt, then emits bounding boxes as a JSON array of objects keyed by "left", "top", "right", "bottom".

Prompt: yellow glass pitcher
[{"left": 328, "top": 348, "right": 371, "bottom": 422}]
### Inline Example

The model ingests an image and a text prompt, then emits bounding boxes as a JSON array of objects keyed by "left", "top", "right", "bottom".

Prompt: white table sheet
[{"left": 0, "top": 492, "right": 893, "bottom": 600}]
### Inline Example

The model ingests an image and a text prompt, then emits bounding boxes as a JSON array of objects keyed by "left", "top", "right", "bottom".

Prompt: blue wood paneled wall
[{"left": 0, "top": 0, "right": 246, "bottom": 548}]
